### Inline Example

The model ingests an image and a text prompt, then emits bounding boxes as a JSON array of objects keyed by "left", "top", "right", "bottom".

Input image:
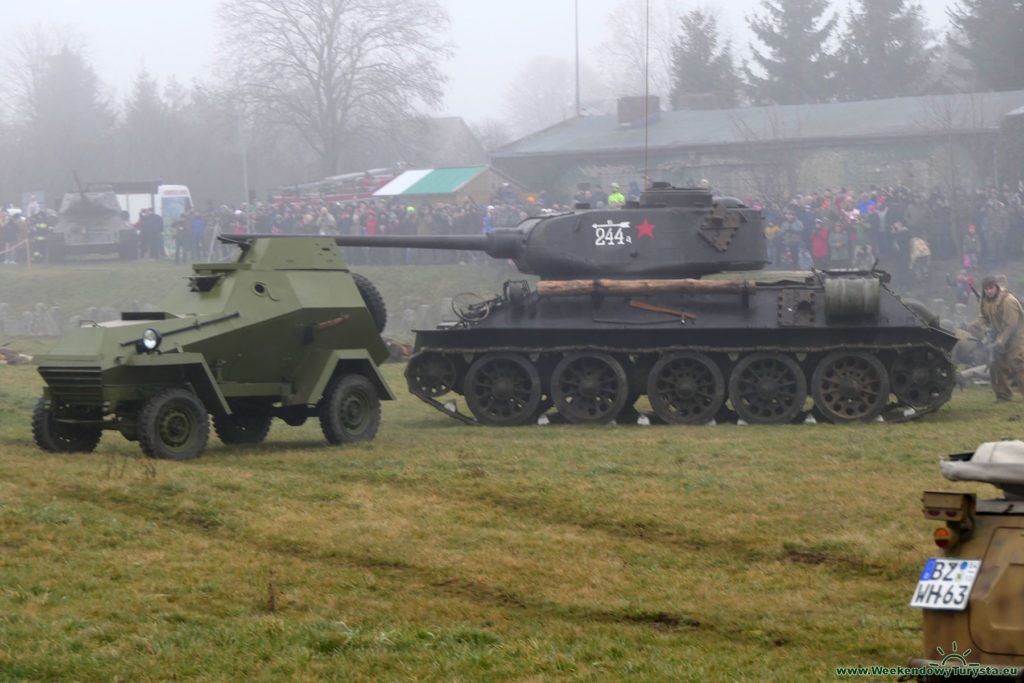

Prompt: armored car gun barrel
[
  {"left": 253, "top": 184, "right": 958, "bottom": 427},
  {"left": 32, "top": 236, "right": 394, "bottom": 460}
]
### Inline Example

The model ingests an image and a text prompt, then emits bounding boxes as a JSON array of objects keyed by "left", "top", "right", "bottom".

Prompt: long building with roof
[{"left": 489, "top": 91, "right": 1024, "bottom": 200}]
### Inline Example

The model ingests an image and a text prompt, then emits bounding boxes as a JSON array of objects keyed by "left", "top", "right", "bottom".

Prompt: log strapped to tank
[{"left": 536, "top": 278, "right": 755, "bottom": 297}]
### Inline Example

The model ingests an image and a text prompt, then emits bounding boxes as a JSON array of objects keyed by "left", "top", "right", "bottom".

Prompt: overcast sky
[{"left": 1, "top": 0, "right": 953, "bottom": 124}]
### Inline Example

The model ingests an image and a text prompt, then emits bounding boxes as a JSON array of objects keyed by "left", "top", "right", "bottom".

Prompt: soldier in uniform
[{"left": 967, "top": 275, "right": 1024, "bottom": 402}]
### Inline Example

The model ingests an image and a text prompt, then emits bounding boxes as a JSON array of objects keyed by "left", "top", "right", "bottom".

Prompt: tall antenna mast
[
  {"left": 574, "top": 0, "right": 581, "bottom": 118},
  {"left": 643, "top": 0, "right": 650, "bottom": 187}
]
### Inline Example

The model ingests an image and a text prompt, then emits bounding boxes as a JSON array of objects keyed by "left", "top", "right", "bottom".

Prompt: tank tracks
[{"left": 404, "top": 341, "right": 956, "bottom": 427}]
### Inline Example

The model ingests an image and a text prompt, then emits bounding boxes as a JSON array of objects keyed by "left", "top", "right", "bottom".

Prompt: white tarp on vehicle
[{"left": 941, "top": 440, "right": 1024, "bottom": 498}]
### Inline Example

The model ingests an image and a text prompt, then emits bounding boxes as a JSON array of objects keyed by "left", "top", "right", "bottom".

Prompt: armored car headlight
[{"left": 138, "top": 328, "right": 162, "bottom": 353}]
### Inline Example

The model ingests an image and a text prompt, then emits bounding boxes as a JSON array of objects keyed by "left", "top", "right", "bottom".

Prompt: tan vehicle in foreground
[{"left": 910, "top": 441, "right": 1024, "bottom": 680}]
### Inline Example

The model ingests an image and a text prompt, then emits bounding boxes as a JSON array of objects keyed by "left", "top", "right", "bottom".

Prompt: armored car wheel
[
  {"left": 811, "top": 352, "right": 890, "bottom": 423},
  {"left": 728, "top": 352, "right": 807, "bottom": 425},
  {"left": 406, "top": 352, "right": 457, "bottom": 397},
  {"left": 138, "top": 388, "right": 210, "bottom": 460},
  {"left": 320, "top": 374, "right": 381, "bottom": 444},
  {"left": 890, "top": 347, "right": 956, "bottom": 410},
  {"left": 213, "top": 411, "right": 272, "bottom": 445},
  {"left": 31, "top": 396, "right": 102, "bottom": 453},
  {"left": 646, "top": 352, "right": 725, "bottom": 425},
  {"left": 551, "top": 352, "right": 629, "bottom": 424},
  {"left": 464, "top": 352, "right": 541, "bottom": 426}
]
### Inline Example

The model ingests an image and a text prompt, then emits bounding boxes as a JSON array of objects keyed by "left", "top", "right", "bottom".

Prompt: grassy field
[
  {"left": 1, "top": 336, "right": 1021, "bottom": 681},
  {"left": 1, "top": 258, "right": 1019, "bottom": 680}
]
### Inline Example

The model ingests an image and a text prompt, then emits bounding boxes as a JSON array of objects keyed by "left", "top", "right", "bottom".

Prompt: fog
[{"left": 0, "top": 0, "right": 952, "bottom": 125}]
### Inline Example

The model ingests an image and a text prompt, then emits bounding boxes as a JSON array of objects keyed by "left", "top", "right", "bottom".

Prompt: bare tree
[
  {"left": 915, "top": 93, "right": 996, "bottom": 258},
  {"left": 217, "top": 0, "right": 452, "bottom": 176},
  {"left": 502, "top": 56, "right": 576, "bottom": 137},
  {"left": 728, "top": 107, "right": 807, "bottom": 201},
  {"left": 471, "top": 119, "right": 514, "bottom": 153},
  {"left": 595, "top": 0, "right": 678, "bottom": 103}
]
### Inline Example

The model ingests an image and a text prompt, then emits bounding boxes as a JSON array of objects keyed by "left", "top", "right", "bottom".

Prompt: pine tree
[
  {"left": 742, "top": 0, "right": 839, "bottom": 105},
  {"left": 669, "top": 9, "right": 739, "bottom": 109},
  {"left": 15, "top": 37, "right": 115, "bottom": 193},
  {"left": 836, "top": 0, "right": 937, "bottom": 100},
  {"left": 947, "top": 0, "right": 1024, "bottom": 91},
  {"left": 123, "top": 70, "right": 170, "bottom": 179}
]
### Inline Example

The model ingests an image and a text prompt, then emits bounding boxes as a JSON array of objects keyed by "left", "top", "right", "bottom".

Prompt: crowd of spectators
[
  {"left": 754, "top": 184, "right": 1024, "bottom": 284},
  {"left": 5, "top": 180, "right": 1024, "bottom": 286}
]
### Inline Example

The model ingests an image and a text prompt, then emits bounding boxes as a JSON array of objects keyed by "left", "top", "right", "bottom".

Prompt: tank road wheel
[
  {"left": 646, "top": 352, "right": 726, "bottom": 425},
  {"left": 213, "top": 412, "right": 272, "bottom": 445},
  {"left": 352, "top": 272, "right": 387, "bottom": 333},
  {"left": 464, "top": 353, "right": 542, "bottom": 426},
  {"left": 31, "top": 396, "right": 102, "bottom": 453},
  {"left": 810, "top": 352, "right": 890, "bottom": 423},
  {"left": 551, "top": 352, "right": 629, "bottom": 424},
  {"left": 319, "top": 374, "right": 381, "bottom": 444},
  {"left": 406, "top": 352, "right": 457, "bottom": 397},
  {"left": 138, "top": 389, "right": 210, "bottom": 460},
  {"left": 890, "top": 347, "right": 956, "bottom": 410},
  {"left": 728, "top": 352, "right": 807, "bottom": 425}
]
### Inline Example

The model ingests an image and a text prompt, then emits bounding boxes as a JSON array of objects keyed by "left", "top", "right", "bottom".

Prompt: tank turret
[{"left": 257, "top": 184, "right": 767, "bottom": 279}]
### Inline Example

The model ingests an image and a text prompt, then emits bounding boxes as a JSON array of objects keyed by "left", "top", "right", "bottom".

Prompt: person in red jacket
[{"left": 810, "top": 219, "right": 829, "bottom": 268}]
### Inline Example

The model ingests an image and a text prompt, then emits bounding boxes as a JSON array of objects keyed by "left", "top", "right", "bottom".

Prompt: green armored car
[{"left": 32, "top": 235, "right": 394, "bottom": 459}]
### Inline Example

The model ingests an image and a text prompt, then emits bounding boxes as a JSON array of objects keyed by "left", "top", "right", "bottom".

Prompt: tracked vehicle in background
[
  {"left": 286, "top": 183, "right": 957, "bottom": 426},
  {"left": 47, "top": 186, "right": 138, "bottom": 262},
  {"left": 32, "top": 236, "right": 393, "bottom": 459}
]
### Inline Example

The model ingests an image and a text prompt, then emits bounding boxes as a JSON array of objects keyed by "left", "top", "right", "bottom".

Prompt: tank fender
[
  {"left": 123, "top": 352, "right": 230, "bottom": 414},
  {"left": 902, "top": 297, "right": 941, "bottom": 328},
  {"left": 295, "top": 349, "right": 396, "bottom": 406}
]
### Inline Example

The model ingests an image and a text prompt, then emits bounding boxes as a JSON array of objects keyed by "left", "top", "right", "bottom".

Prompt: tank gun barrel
[
  {"left": 230, "top": 230, "right": 523, "bottom": 259},
  {"left": 73, "top": 170, "right": 87, "bottom": 199}
]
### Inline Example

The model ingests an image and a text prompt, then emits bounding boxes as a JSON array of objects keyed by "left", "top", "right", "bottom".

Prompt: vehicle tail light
[{"left": 934, "top": 526, "right": 959, "bottom": 549}]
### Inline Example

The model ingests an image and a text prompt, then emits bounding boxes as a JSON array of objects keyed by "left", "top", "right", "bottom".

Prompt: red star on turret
[{"left": 635, "top": 219, "right": 656, "bottom": 238}]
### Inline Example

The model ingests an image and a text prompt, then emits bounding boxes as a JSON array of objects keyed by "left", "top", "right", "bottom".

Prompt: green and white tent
[{"left": 373, "top": 166, "right": 521, "bottom": 204}]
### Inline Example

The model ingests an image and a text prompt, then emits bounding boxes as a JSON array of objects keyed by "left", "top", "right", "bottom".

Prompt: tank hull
[{"left": 405, "top": 272, "right": 957, "bottom": 426}]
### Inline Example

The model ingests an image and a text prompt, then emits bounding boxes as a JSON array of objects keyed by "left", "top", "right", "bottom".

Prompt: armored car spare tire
[{"left": 352, "top": 272, "right": 387, "bottom": 333}]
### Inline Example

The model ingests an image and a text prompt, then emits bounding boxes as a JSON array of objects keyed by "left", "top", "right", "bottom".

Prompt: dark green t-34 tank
[
  {"left": 33, "top": 236, "right": 394, "bottom": 459},
  {"left": 303, "top": 184, "right": 957, "bottom": 426}
]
